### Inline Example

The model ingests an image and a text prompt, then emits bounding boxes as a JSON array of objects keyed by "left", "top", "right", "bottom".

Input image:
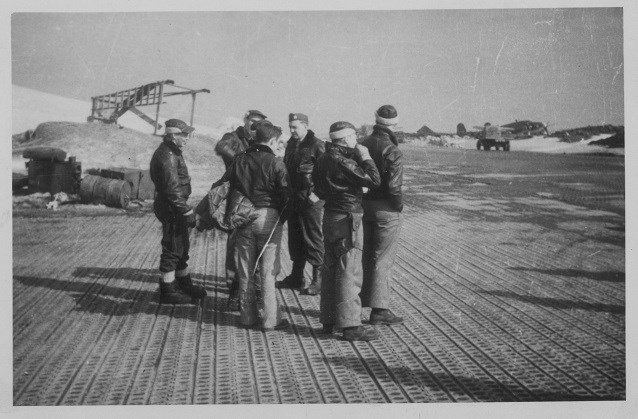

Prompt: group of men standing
[{"left": 149, "top": 105, "right": 405, "bottom": 341}]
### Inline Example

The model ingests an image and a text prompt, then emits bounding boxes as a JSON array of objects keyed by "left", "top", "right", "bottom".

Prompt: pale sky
[{"left": 11, "top": 8, "right": 623, "bottom": 136}]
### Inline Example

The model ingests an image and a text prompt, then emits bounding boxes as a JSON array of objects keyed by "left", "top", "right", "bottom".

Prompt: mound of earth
[
  {"left": 552, "top": 125, "right": 621, "bottom": 143},
  {"left": 589, "top": 129, "right": 624, "bottom": 148},
  {"left": 416, "top": 125, "right": 437, "bottom": 137},
  {"left": 13, "top": 121, "right": 219, "bottom": 172}
]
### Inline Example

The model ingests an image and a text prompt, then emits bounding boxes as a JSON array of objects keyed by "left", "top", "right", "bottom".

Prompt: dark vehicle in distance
[{"left": 475, "top": 124, "right": 511, "bottom": 151}]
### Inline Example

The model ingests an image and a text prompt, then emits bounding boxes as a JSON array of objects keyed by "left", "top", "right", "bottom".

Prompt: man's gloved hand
[
  {"left": 354, "top": 144, "right": 372, "bottom": 162},
  {"left": 195, "top": 214, "right": 205, "bottom": 232},
  {"left": 183, "top": 210, "right": 197, "bottom": 228},
  {"left": 279, "top": 206, "right": 290, "bottom": 225}
]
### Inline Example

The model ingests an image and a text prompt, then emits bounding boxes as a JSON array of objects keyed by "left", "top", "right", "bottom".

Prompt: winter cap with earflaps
[
  {"left": 329, "top": 121, "right": 357, "bottom": 141},
  {"left": 165, "top": 118, "right": 195, "bottom": 135},
  {"left": 375, "top": 105, "right": 399, "bottom": 125}
]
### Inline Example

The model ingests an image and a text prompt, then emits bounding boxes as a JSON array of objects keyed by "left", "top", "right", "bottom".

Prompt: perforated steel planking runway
[{"left": 13, "top": 145, "right": 625, "bottom": 404}]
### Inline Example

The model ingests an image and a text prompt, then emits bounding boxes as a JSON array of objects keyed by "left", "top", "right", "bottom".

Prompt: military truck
[{"left": 476, "top": 124, "right": 511, "bottom": 151}]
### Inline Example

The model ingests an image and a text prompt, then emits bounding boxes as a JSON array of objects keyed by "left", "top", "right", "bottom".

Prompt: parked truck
[{"left": 476, "top": 123, "right": 511, "bottom": 151}]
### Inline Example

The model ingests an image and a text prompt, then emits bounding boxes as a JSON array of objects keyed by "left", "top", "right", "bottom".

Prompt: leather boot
[
  {"left": 301, "top": 265, "right": 322, "bottom": 295},
  {"left": 176, "top": 274, "right": 207, "bottom": 298},
  {"left": 321, "top": 324, "right": 334, "bottom": 334},
  {"left": 343, "top": 325, "right": 379, "bottom": 341},
  {"left": 276, "top": 259, "right": 305, "bottom": 289},
  {"left": 369, "top": 308, "right": 404, "bottom": 325},
  {"left": 159, "top": 281, "right": 194, "bottom": 305}
]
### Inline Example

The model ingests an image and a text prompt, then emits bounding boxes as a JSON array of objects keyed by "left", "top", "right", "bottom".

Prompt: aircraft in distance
[
  {"left": 458, "top": 120, "right": 550, "bottom": 139},
  {"left": 498, "top": 120, "right": 550, "bottom": 138}
]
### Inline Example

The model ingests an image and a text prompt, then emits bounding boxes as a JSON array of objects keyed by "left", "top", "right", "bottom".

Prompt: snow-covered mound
[{"left": 407, "top": 134, "right": 623, "bottom": 155}]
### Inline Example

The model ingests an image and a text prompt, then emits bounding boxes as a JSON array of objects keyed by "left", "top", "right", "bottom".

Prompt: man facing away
[
  {"left": 312, "top": 121, "right": 381, "bottom": 341},
  {"left": 277, "top": 113, "right": 326, "bottom": 295},
  {"left": 150, "top": 119, "right": 207, "bottom": 304},
  {"left": 360, "top": 105, "right": 405, "bottom": 325},
  {"left": 211, "top": 121, "right": 290, "bottom": 330},
  {"left": 214, "top": 110, "right": 268, "bottom": 311}
]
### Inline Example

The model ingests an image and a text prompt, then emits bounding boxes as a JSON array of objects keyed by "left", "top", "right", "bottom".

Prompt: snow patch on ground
[{"left": 407, "top": 134, "right": 623, "bottom": 155}]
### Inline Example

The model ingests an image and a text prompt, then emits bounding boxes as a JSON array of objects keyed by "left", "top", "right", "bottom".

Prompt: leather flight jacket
[
  {"left": 283, "top": 130, "right": 325, "bottom": 209},
  {"left": 150, "top": 138, "right": 192, "bottom": 220},
  {"left": 361, "top": 125, "right": 404, "bottom": 212},
  {"left": 312, "top": 142, "right": 381, "bottom": 214},
  {"left": 214, "top": 126, "right": 252, "bottom": 169},
  {"left": 212, "top": 143, "right": 290, "bottom": 211}
]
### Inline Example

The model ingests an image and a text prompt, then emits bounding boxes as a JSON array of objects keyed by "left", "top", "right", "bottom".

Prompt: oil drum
[{"left": 79, "top": 174, "right": 131, "bottom": 208}]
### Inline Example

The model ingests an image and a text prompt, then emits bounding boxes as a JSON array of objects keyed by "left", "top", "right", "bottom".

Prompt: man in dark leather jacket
[
  {"left": 360, "top": 105, "right": 404, "bottom": 325},
  {"left": 277, "top": 113, "right": 325, "bottom": 295},
  {"left": 312, "top": 121, "right": 381, "bottom": 341},
  {"left": 150, "top": 119, "right": 206, "bottom": 304},
  {"left": 211, "top": 121, "right": 290, "bottom": 330},
  {"left": 213, "top": 110, "right": 267, "bottom": 311},
  {"left": 214, "top": 110, "right": 267, "bottom": 168}
]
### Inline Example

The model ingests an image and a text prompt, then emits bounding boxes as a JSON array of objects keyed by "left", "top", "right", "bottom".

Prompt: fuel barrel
[{"left": 79, "top": 174, "right": 131, "bottom": 208}]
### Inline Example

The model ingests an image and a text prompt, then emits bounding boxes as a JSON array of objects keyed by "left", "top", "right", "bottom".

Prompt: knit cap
[
  {"left": 329, "top": 121, "right": 357, "bottom": 140},
  {"left": 375, "top": 105, "right": 398, "bottom": 125}
]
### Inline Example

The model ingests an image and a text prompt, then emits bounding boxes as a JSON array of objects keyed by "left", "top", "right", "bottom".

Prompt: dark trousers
[
  {"left": 287, "top": 201, "right": 325, "bottom": 267},
  {"left": 361, "top": 199, "right": 402, "bottom": 309},
  {"left": 320, "top": 211, "right": 364, "bottom": 328},
  {"left": 159, "top": 217, "right": 190, "bottom": 273}
]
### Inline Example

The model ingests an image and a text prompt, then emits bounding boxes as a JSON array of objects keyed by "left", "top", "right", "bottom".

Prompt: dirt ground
[{"left": 13, "top": 144, "right": 624, "bottom": 404}]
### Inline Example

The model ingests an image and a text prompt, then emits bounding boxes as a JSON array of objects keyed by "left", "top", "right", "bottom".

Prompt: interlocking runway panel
[{"left": 13, "top": 145, "right": 625, "bottom": 404}]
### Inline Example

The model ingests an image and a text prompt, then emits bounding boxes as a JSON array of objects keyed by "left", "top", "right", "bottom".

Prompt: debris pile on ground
[
  {"left": 46, "top": 192, "right": 80, "bottom": 210},
  {"left": 13, "top": 192, "right": 52, "bottom": 209}
]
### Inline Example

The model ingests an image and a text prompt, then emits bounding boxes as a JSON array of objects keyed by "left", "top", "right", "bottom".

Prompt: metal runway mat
[{"left": 13, "top": 147, "right": 625, "bottom": 405}]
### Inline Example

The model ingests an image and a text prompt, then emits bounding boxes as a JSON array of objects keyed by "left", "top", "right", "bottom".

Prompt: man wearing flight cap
[
  {"left": 150, "top": 118, "right": 207, "bottom": 304},
  {"left": 312, "top": 121, "right": 381, "bottom": 341},
  {"left": 277, "top": 113, "right": 326, "bottom": 295},
  {"left": 215, "top": 110, "right": 268, "bottom": 167},
  {"left": 214, "top": 109, "right": 267, "bottom": 311},
  {"left": 210, "top": 120, "right": 290, "bottom": 330},
  {"left": 360, "top": 105, "right": 404, "bottom": 325}
]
